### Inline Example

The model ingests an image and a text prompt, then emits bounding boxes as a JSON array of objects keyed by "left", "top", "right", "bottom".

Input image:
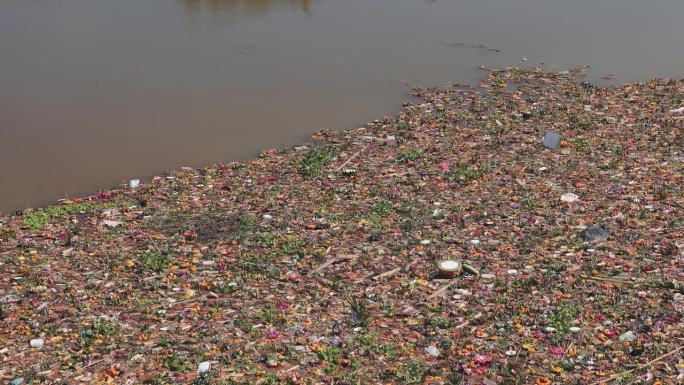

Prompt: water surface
[{"left": 2, "top": 0, "right": 684, "bottom": 212}]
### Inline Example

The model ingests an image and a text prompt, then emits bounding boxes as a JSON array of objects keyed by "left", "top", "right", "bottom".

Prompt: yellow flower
[{"left": 184, "top": 289, "right": 196, "bottom": 298}]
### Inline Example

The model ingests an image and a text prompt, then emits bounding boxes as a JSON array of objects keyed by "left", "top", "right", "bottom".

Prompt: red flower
[{"left": 276, "top": 301, "right": 290, "bottom": 311}]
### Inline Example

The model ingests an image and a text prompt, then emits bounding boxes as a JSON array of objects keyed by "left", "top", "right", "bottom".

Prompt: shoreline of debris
[{"left": 1, "top": 67, "right": 683, "bottom": 384}]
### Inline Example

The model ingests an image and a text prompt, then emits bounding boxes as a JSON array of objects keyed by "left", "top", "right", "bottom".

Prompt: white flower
[{"left": 197, "top": 361, "right": 211, "bottom": 374}]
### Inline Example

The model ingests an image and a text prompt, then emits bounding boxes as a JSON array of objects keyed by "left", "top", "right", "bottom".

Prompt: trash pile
[{"left": 1, "top": 68, "right": 683, "bottom": 384}]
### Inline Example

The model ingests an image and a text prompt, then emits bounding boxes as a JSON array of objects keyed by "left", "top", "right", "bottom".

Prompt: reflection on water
[
  {"left": 2, "top": 0, "right": 684, "bottom": 212},
  {"left": 182, "top": 0, "right": 313, "bottom": 16}
]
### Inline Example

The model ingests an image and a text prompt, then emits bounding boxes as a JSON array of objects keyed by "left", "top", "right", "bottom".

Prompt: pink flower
[
  {"left": 474, "top": 353, "right": 493, "bottom": 366},
  {"left": 266, "top": 330, "right": 279, "bottom": 339},
  {"left": 549, "top": 346, "right": 564, "bottom": 357},
  {"left": 438, "top": 161, "right": 450, "bottom": 171},
  {"left": 276, "top": 301, "right": 290, "bottom": 311},
  {"left": 474, "top": 366, "right": 489, "bottom": 375}
]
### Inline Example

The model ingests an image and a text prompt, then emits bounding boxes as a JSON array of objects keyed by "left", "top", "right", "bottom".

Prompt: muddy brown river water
[{"left": 1, "top": 0, "right": 684, "bottom": 213}]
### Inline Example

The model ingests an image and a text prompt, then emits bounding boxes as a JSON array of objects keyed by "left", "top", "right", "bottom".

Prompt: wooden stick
[
  {"left": 454, "top": 312, "right": 482, "bottom": 329},
  {"left": 426, "top": 279, "right": 458, "bottom": 300},
  {"left": 353, "top": 271, "right": 376, "bottom": 283},
  {"left": 588, "top": 345, "right": 684, "bottom": 385},
  {"left": 150, "top": 298, "right": 195, "bottom": 310},
  {"left": 66, "top": 358, "right": 107, "bottom": 378},
  {"left": 580, "top": 275, "right": 683, "bottom": 292},
  {"left": 146, "top": 233, "right": 164, "bottom": 255},
  {"left": 580, "top": 275, "right": 634, "bottom": 285},
  {"left": 308, "top": 254, "right": 358, "bottom": 276},
  {"left": 564, "top": 341, "right": 574, "bottom": 357},
  {"left": 334, "top": 145, "right": 370, "bottom": 172},
  {"left": 373, "top": 267, "right": 401, "bottom": 280}
]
